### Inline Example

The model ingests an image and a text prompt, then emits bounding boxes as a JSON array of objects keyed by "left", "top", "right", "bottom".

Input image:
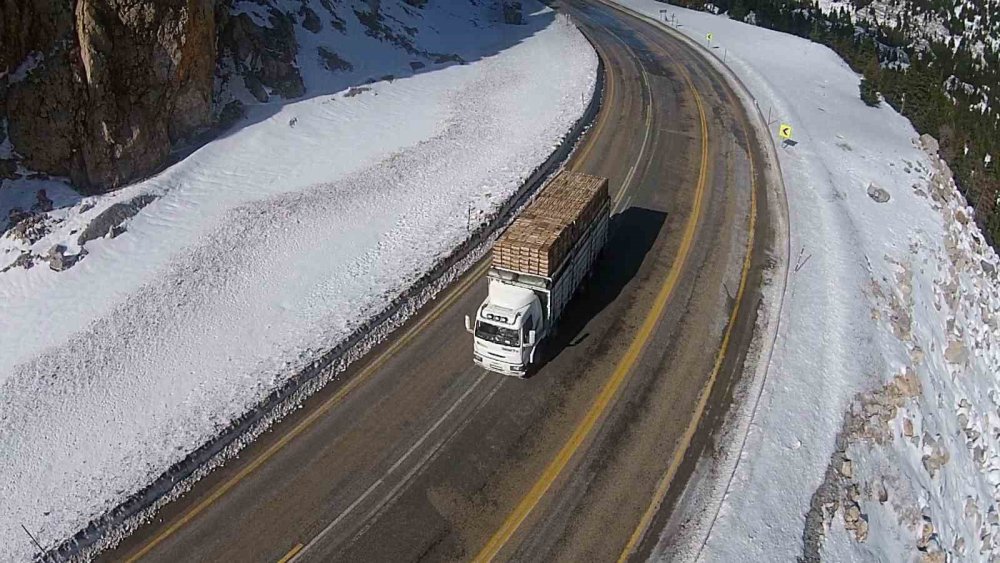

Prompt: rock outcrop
[
  {"left": 1, "top": 0, "right": 470, "bottom": 195},
  {"left": 2, "top": 0, "right": 216, "bottom": 193},
  {"left": 218, "top": 7, "right": 304, "bottom": 103}
]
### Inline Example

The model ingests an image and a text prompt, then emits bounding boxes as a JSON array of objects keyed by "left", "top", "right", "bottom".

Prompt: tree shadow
[{"left": 528, "top": 206, "right": 668, "bottom": 375}]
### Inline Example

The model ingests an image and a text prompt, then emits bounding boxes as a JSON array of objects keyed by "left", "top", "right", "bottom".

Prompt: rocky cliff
[
  {"left": 1, "top": 0, "right": 217, "bottom": 193},
  {"left": 0, "top": 0, "right": 523, "bottom": 196}
]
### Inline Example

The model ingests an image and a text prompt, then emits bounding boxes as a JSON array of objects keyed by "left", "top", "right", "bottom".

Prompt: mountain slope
[
  {"left": 613, "top": 1, "right": 1000, "bottom": 560},
  {"left": 664, "top": 0, "right": 1000, "bottom": 246},
  {"left": 0, "top": 2, "right": 598, "bottom": 560}
]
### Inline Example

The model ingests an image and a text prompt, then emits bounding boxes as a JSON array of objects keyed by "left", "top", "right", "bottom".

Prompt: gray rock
[
  {"left": 1, "top": 252, "right": 36, "bottom": 273},
  {"left": 34, "top": 189, "right": 53, "bottom": 212},
  {"left": 344, "top": 86, "right": 372, "bottom": 98},
  {"left": 318, "top": 47, "right": 352, "bottom": 72},
  {"left": 221, "top": 10, "right": 304, "bottom": 101},
  {"left": 920, "top": 134, "right": 940, "bottom": 155},
  {"left": 4, "top": 212, "right": 49, "bottom": 244},
  {"left": 46, "top": 244, "right": 85, "bottom": 271},
  {"left": 300, "top": 7, "right": 322, "bottom": 33},
  {"left": 77, "top": 194, "right": 157, "bottom": 246},
  {"left": 244, "top": 74, "right": 270, "bottom": 104},
  {"left": 502, "top": 0, "right": 523, "bottom": 24},
  {"left": 867, "top": 183, "right": 891, "bottom": 203}
]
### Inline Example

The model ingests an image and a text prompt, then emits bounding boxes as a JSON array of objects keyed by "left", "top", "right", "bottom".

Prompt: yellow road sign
[
  {"left": 779, "top": 123, "right": 793, "bottom": 139},
  {"left": 706, "top": 32, "right": 714, "bottom": 41}
]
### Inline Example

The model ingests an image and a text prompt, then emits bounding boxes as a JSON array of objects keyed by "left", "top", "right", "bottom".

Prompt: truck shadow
[{"left": 530, "top": 206, "right": 667, "bottom": 375}]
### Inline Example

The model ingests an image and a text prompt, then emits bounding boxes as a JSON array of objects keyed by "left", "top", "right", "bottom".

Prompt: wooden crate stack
[{"left": 493, "top": 171, "right": 609, "bottom": 277}]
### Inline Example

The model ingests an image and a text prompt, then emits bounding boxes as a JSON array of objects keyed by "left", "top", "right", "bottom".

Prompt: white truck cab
[{"left": 465, "top": 278, "right": 544, "bottom": 375}]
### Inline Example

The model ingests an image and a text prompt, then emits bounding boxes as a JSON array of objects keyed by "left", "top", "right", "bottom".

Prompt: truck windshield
[{"left": 475, "top": 321, "right": 520, "bottom": 347}]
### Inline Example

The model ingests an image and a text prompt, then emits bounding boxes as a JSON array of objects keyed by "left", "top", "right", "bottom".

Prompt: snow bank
[
  {"left": 611, "top": 1, "right": 1000, "bottom": 560},
  {"left": 0, "top": 2, "right": 597, "bottom": 559}
]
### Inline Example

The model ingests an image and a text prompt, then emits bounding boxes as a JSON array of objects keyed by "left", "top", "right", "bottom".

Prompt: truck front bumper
[{"left": 473, "top": 354, "right": 526, "bottom": 377}]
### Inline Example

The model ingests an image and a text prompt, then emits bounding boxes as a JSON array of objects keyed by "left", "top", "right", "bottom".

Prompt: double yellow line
[
  {"left": 472, "top": 23, "right": 714, "bottom": 562},
  {"left": 615, "top": 32, "right": 759, "bottom": 563}
]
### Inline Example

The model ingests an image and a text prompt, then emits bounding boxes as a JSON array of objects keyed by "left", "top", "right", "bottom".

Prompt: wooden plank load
[{"left": 493, "top": 170, "right": 609, "bottom": 278}]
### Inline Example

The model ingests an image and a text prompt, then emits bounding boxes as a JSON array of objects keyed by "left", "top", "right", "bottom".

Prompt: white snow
[
  {"left": 612, "top": 1, "right": 1000, "bottom": 561},
  {"left": 0, "top": 2, "right": 597, "bottom": 560}
]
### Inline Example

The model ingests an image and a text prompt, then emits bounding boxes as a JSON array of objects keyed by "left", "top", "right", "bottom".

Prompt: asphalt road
[{"left": 107, "top": 1, "right": 773, "bottom": 561}]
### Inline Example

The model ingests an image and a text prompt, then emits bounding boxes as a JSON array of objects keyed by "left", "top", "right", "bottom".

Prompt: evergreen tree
[
  {"left": 860, "top": 77, "right": 881, "bottom": 106},
  {"left": 729, "top": 0, "right": 749, "bottom": 21}
]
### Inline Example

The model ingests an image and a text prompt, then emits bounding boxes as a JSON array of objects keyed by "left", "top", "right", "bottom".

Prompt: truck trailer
[{"left": 465, "top": 170, "right": 610, "bottom": 376}]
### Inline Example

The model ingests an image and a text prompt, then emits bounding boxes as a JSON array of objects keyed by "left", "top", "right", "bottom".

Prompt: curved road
[{"left": 108, "top": 1, "right": 773, "bottom": 561}]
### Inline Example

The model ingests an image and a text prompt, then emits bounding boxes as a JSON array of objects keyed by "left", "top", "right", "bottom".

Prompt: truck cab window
[{"left": 475, "top": 321, "right": 519, "bottom": 347}]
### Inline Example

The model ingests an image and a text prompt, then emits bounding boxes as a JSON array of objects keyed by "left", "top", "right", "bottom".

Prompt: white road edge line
[
  {"left": 584, "top": 17, "right": 654, "bottom": 216},
  {"left": 614, "top": 62, "right": 654, "bottom": 214},
  {"left": 345, "top": 374, "right": 508, "bottom": 548},
  {"left": 291, "top": 370, "right": 490, "bottom": 561}
]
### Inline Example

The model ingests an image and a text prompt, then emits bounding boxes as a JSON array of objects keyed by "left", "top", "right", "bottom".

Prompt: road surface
[{"left": 107, "top": 1, "right": 774, "bottom": 561}]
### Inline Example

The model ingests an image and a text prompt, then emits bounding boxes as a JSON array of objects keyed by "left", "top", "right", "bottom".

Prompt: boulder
[
  {"left": 502, "top": 1, "right": 523, "bottom": 24},
  {"left": 867, "top": 183, "right": 891, "bottom": 203},
  {"left": 920, "top": 134, "right": 940, "bottom": 155},
  {"left": 77, "top": 193, "right": 157, "bottom": 246},
  {"left": 46, "top": 244, "right": 85, "bottom": 271}
]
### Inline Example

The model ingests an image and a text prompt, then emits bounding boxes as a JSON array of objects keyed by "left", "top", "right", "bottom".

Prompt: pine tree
[
  {"left": 729, "top": 0, "right": 749, "bottom": 22},
  {"left": 860, "top": 77, "right": 881, "bottom": 106}
]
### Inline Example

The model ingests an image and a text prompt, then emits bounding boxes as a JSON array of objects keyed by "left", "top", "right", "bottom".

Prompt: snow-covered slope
[
  {"left": 0, "top": 2, "right": 597, "bottom": 560},
  {"left": 612, "top": 1, "right": 1000, "bottom": 561}
]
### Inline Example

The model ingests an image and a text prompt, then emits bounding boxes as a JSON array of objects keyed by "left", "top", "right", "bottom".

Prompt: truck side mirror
[
  {"left": 527, "top": 330, "right": 536, "bottom": 346},
  {"left": 465, "top": 315, "right": 474, "bottom": 334}
]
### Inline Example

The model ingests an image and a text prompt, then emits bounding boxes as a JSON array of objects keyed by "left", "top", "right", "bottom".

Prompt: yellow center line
[
  {"left": 614, "top": 22, "right": 760, "bottom": 560},
  {"left": 126, "top": 39, "right": 617, "bottom": 561},
  {"left": 277, "top": 543, "right": 303, "bottom": 563},
  {"left": 472, "top": 25, "right": 712, "bottom": 563}
]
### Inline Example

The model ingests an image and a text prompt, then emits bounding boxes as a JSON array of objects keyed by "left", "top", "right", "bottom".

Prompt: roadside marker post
[
  {"left": 706, "top": 32, "right": 713, "bottom": 47},
  {"left": 21, "top": 524, "right": 44, "bottom": 556},
  {"left": 778, "top": 123, "right": 793, "bottom": 140}
]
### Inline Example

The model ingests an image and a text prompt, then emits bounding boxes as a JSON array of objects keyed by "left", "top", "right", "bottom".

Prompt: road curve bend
[{"left": 107, "top": 1, "right": 774, "bottom": 561}]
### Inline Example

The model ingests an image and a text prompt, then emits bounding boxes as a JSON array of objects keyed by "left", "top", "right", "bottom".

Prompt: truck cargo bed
[{"left": 493, "top": 171, "right": 610, "bottom": 278}]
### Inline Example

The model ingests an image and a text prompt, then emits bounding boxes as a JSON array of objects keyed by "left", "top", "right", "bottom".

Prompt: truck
[{"left": 464, "top": 170, "right": 610, "bottom": 376}]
